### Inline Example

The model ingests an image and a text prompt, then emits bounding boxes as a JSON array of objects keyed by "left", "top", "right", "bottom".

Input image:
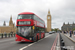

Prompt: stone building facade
[
  {"left": 47, "top": 10, "right": 51, "bottom": 32},
  {"left": 61, "top": 22, "right": 75, "bottom": 31},
  {"left": 0, "top": 16, "right": 16, "bottom": 33}
]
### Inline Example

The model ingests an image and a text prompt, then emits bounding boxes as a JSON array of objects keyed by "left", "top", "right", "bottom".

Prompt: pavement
[
  {"left": 63, "top": 33, "right": 75, "bottom": 43},
  {"left": 0, "top": 33, "right": 58, "bottom": 50},
  {"left": 61, "top": 33, "right": 75, "bottom": 50}
]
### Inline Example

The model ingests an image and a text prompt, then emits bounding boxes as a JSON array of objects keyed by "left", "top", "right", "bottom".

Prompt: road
[
  {"left": 61, "top": 33, "right": 75, "bottom": 49},
  {"left": 0, "top": 33, "right": 58, "bottom": 50}
]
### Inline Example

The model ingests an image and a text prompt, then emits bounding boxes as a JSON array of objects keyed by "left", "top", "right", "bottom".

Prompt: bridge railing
[{"left": 0, "top": 33, "right": 15, "bottom": 38}]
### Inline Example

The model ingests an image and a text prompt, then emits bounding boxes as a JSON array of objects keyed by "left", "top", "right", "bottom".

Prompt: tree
[
  {"left": 51, "top": 29, "right": 54, "bottom": 31},
  {"left": 72, "top": 28, "right": 75, "bottom": 31},
  {"left": 51, "top": 28, "right": 61, "bottom": 32}
]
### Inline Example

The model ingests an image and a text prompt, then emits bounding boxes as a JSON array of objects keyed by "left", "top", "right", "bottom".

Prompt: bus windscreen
[
  {"left": 17, "top": 14, "right": 33, "bottom": 19},
  {"left": 17, "top": 26, "right": 31, "bottom": 37}
]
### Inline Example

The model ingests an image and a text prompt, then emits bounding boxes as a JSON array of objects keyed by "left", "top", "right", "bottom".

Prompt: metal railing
[
  {"left": 0, "top": 33, "right": 15, "bottom": 38},
  {"left": 60, "top": 33, "right": 67, "bottom": 50}
]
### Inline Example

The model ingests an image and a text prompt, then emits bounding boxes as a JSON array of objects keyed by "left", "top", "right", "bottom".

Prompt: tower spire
[
  {"left": 3, "top": 21, "right": 6, "bottom": 26},
  {"left": 10, "top": 15, "right": 12, "bottom": 21},
  {"left": 48, "top": 10, "right": 50, "bottom": 15},
  {"left": 73, "top": 22, "right": 74, "bottom": 24},
  {"left": 68, "top": 22, "right": 69, "bottom": 25},
  {"left": 9, "top": 15, "right": 13, "bottom": 26},
  {"left": 63, "top": 22, "right": 65, "bottom": 25}
]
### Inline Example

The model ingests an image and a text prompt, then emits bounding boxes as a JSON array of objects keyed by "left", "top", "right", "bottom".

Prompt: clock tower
[{"left": 47, "top": 10, "right": 51, "bottom": 32}]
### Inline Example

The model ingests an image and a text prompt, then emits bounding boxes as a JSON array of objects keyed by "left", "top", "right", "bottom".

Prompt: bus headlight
[{"left": 29, "top": 38, "right": 32, "bottom": 40}]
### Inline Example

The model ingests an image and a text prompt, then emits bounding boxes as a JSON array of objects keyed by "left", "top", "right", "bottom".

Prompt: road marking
[
  {"left": 19, "top": 42, "right": 36, "bottom": 50},
  {"left": 19, "top": 34, "right": 54, "bottom": 50},
  {"left": 28, "top": 43, "right": 34, "bottom": 46},
  {"left": 51, "top": 34, "right": 58, "bottom": 50},
  {"left": 45, "top": 35, "right": 51, "bottom": 38}
]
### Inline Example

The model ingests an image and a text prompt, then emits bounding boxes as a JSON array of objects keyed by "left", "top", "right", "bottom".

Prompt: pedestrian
[
  {"left": 65, "top": 31, "right": 67, "bottom": 34},
  {"left": 73, "top": 30, "right": 75, "bottom": 37},
  {"left": 64, "top": 31, "right": 65, "bottom": 33},
  {"left": 69, "top": 30, "right": 72, "bottom": 37},
  {"left": 4, "top": 32, "right": 6, "bottom": 38},
  {"left": 71, "top": 30, "right": 73, "bottom": 37},
  {"left": 4, "top": 32, "right": 6, "bottom": 36},
  {"left": 67, "top": 31, "right": 68, "bottom": 34}
]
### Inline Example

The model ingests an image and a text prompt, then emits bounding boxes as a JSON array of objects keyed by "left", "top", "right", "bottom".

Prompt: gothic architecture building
[
  {"left": 47, "top": 10, "right": 51, "bottom": 32},
  {"left": 0, "top": 16, "right": 16, "bottom": 33},
  {"left": 61, "top": 22, "right": 75, "bottom": 31}
]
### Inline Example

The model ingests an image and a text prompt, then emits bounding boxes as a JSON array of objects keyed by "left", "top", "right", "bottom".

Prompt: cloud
[{"left": 0, "top": 0, "right": 75, "bottom": 30}]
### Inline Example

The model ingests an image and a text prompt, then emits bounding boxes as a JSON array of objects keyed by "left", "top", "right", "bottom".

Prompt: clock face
[{"left": 48, "top": 17, "right": 50, "bottom": 19}]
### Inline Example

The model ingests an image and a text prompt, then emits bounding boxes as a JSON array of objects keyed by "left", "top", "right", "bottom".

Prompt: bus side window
[
  {"left": 35, "top": 27, "right": 45, "bottom": 33},
  {"left": 36, "top": 27, "right": 39, "bottom": 33}
]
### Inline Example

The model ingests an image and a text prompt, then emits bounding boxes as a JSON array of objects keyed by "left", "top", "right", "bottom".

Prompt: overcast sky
[{"left": 0, "top": 0, "right": 75, "bottom": 29}]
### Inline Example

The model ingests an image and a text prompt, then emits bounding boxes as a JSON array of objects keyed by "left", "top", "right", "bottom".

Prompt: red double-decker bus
[{"left": 15, "top": 12, "right": 45, "bottom": 42}]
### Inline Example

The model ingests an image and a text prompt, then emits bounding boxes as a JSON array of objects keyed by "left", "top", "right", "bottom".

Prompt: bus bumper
[{"left": 15, "top": 34, "right": 33, "bottom": 42}]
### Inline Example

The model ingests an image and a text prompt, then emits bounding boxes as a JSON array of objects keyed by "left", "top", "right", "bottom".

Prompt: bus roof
[
  {"left": 18, "top": 12, "right": 45, "bottom": 23},
  {"left": 18, "top": 12, "right": 34, "bottom": 15}
]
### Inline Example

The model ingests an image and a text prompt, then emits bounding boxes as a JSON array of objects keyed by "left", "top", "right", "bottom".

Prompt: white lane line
[
  {"left": 19, "top": 34, "right": 53, "bottom": 50},
  {"left": 45, "top": 35, "right": 51, "bottom": 38},
  {"left": 21, "top": 46, "right": 28, "bottom": 49},
  {"left": 20, "top": 42, "right": 36, "bottom": 50},
  {"left": 28, "top": 44, "right": 33, "bottom": 46}
]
